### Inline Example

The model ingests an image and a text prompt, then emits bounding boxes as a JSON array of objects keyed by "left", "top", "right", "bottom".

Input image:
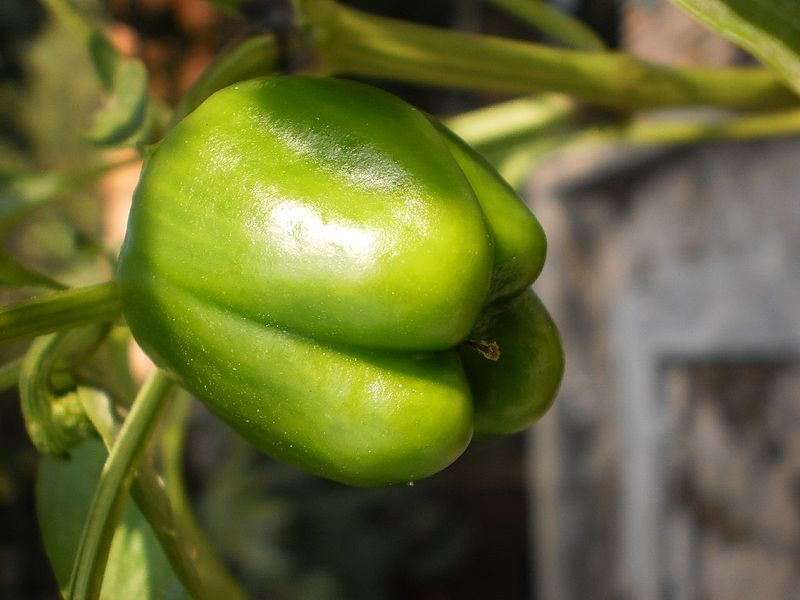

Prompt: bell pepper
[{"left": 117, "top": 76, "right": 562, "bottom": 486}]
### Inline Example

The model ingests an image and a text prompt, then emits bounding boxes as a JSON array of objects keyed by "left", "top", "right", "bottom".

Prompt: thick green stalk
[
  {"left": 0, "top": 282, "right": 121, "bottom": 345},
  {"left": 299, "top": 0, "right": 798, "bottom": 111},
  {"left": 67, "top": 369, "right": 175, "bottom": 600}
]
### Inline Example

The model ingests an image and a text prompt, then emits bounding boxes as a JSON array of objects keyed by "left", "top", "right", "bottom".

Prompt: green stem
[
  {"left": 299, "top": 0, "right": 798, "bottom": 111},
  {"left": 78, "top": 387, "right": 246, "bottom": 600},
  {"left": 20, "top": 328, "right": 105, "bottom": 455},
  {"left": 493, "top": 137, "right": 570, "bottom": 187},
  {"left": 130, "top": 466, "right": 211, "bottom": 599},
  {"left": 444, "top": 93, "right": 577, "bottom": 147},
  {"left": 448, "top": 99, "right": 800, "bottom": 160},
  {"left": 488, "top": 0, "right": 606, "bottom": 51},
  {"left": 573, "top": 107, "right": 800, "bottom": 147},
  {"left": 67, "top": 369, "right": 175, "bottom": 600},
  {"left": 160, "top": 392, "right": 192, "bottom": 507},
  {"left": 0, "top": 282, "right": 121, "bottom": 345},
  {"left": 489, "top": 107, "right": 800, "bottom": 185},
  {"left": 161, "top": 390, "right": 248, "bottom": 599}
]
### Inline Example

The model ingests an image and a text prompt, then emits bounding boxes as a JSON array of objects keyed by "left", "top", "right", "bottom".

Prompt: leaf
[
  {"left": 669, "top": 0, "right": 800, "bottom": 95},
  {"left": 0, "top": 159, "right": 137, "bottom": 234},
  {"left": 0, "top": 168, "right": 99, "bottom": 288},
  {"left": 37, "top": 437, "right": 188, "bottom": 600},
  {"left": 83, "top": 59, "right": 150, "bottom": 147},
  {"left": 87, "top": 29, "right": 121, "bottom": 91},
  {"left": 0, "top": 170, "right": 67, "bottom": 288},
  {"left": 0, "top": 248, "right": 64, "bottom": 289},
  {"left": 202, "top": 0, "right": 245, "bottom": 14},
  {"left": 0, "top": 170, "right": 67, "bottom": 234}
]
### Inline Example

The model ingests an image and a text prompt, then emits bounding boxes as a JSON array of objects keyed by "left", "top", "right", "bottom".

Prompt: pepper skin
[
  {"left": 459, "top": 290, "right": 564, "bottom": 435},
  {"left": 118, "top": 76, "right": 562, "bottom": 485}
]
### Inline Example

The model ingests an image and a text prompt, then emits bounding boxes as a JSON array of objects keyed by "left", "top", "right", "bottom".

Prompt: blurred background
[{"left": 1, "top": 1, "right": 799, "bottom": 599}]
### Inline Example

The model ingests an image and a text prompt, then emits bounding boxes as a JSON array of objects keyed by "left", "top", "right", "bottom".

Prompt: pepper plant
[{"left": 1, "top": 0, "right": 799, "bottom": 598}]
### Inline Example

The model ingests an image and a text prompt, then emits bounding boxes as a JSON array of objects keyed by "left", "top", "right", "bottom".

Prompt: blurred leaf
[
  {"left": 0, "top": 160, "right": 135, "bottom": 233},
  {"left": 670, "top": 0, "right": 800, "bottom": 95},
  {"left": 0, "top": 248, "right": 63, "bottom": 288},
  {"left": 200, "top": 443, "right": 293, "bottom": 579},
  {"left": 22, "top": 18, "right": 105, "bottom": 169},
  {"left": 0, "top": 170, "right": 70, "bottom": 288},
  {"left": 37, "top": 437, "right": 188, "bottom": 599},
  {"left": 82, "top": 58, "right": 149, "bottom": 146},
  {"left": 87, "top": 28, "right": 120, "bottom": 91},
  {"left": 0, "top": 170, "right": 68, "bottom": 234},
  {"left": 203, "top": 0, "right": 245, "bottom": 15}
]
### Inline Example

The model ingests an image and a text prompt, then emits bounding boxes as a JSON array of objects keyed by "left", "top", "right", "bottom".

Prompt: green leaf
[
  {"left": 87, "top": 29, "right": 121, "bottom": 91},
  {"left": 0, "top": 248, "right": 64, "bottom": 289},
  {"left": 0, "top": 171, "right": 68, "bottom": 235},
  {"left": 83, "top": 59, "right": 150, "bottom": 147},
  {"left": 0, "top": 159, "right": 139, "bottom": 234},
  {"left": 41, "top": 1, "right": 120, "bottom": 90},
  {"left": 669, "top": 0, "right": 800, "bottom": 95},
  {"left": 37, "top": 437, "right": 188, "bottom": 600},
  {"left": 202, "top": 0, "right": 245, "bottom": 14},
  {"left": 0, "top": 161, "right": 136, "bottom": 289}
]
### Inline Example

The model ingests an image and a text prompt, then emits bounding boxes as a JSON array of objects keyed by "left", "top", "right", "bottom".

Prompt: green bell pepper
[{"left": 117, "top": 76, "right": 562, "bottom": 486}]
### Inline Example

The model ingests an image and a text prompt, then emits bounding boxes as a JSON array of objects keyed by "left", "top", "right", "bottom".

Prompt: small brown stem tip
[{"left": 464, "top": 339, "right": 501, "bottom": 361}]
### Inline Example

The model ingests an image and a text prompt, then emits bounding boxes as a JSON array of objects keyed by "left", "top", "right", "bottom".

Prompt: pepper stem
[
  {"left": 464, "top": 339, "right": 502, "bottom": 361},
  {"left": 297, "top": 0, "right": 798, "bottom": 112},
  {"left": 0, "top": 282, "right": 121, "bottom": 345}
]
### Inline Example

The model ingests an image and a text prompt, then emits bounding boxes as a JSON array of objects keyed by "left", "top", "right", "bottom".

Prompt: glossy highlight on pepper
[{"left": 118, "top": 75, "right": 563, "bottom": 485}]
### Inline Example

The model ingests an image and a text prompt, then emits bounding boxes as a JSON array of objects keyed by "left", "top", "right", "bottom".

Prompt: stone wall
[{"left": 526, "top": 137, "right": 800, "bottom": 599}]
